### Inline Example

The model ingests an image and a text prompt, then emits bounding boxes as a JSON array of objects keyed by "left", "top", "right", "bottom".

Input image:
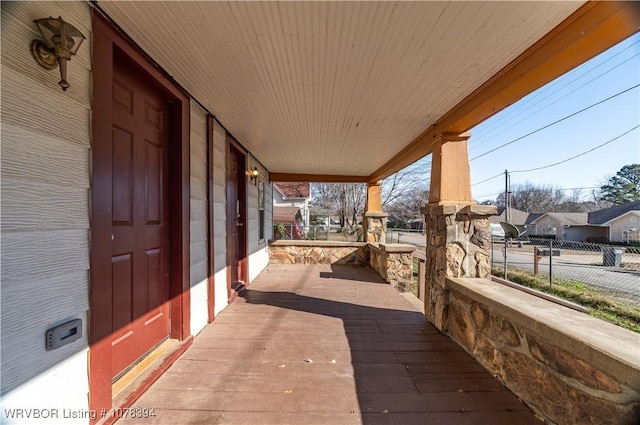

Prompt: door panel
[
  {"left": 111, "top": 54, "right": 171, "bottom": 379},
  {"left": 226, "top": 143, "right": 247, "bottom": 296}
]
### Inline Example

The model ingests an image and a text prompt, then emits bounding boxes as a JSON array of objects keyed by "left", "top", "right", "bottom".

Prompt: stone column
[
  {"left": 363, "top": 181, "right": 388, "bottom": 243},
  {"left": 422, "top": 132, "right": 496, "bottom": 331},
  {"left": 422, "top": 204, "right": 496, "bottom": 331}
]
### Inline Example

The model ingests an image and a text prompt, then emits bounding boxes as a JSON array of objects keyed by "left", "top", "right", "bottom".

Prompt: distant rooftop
[
  {"left": 490, "top": 207, "right": 542, "bottom": 226},
  {"left": 588, "top": 201, "right": 640, "bottom": 225},
  {"left": 275, "top": 182, "right": 310, "bottom": 199}
]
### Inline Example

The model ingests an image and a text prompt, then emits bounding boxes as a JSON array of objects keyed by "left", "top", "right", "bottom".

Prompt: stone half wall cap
[
  {"left": 269, "top": 240, "right": 367, "bottom": 247},
  {"left": 421, "top": 204, "right": 497, "bottom": 218},
  {"left": 364, "top": 211, "right": 389, "bottom": 218},
  {"left": 379, "top": 243, "right": 416, "bottom": 253},
  {"left": 458, "top": 205, "right": 498, "bottom": 218}
]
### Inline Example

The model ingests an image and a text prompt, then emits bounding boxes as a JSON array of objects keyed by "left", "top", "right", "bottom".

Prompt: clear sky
[{"left": 467, "top": 32, "right": 640, "bottom": 203}]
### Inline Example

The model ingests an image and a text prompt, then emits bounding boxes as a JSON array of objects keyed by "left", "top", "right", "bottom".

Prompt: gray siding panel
[
  {"left": 1, "top": 179, "right": 89, "bottom": 232},
  {"left": 213, "top": 120, "right": 227, "bottom": 273},
  {"left": 0, "top": 1, "right": 92, "bottom": 401},
  {"left": 2, "top": 124, "right": 90, "bottom": 187},
  {"left": 189, "top": 103, "right": 209, "bottom": 335}
]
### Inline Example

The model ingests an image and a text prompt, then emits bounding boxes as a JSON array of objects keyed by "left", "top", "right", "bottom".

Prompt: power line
[
  {"left": 475, "top": 186, "right": 602, "bottom": 200},
  {"left": 558, "top": 186, "right": 601, "bottom": 191},
  {"left": 474, "top": 191, "right": 504, "bottom": 199},
  {"left": 469, "top": 52, "right": 640, "bottom": 152},
  {"left": 510, "top": 125, "right": 640, "bottom": 174},
  {"left": 472, "top": 172, "right": 503, "bottom": 186},
  {"left": 469, "top": 84, "right": 640, "bottom": 161},
  {"left": 469, "top": 39, "right": 640, "bottom": 149},
  {"left": 471, "top": 124, "right": 638, "bottom": 187}
]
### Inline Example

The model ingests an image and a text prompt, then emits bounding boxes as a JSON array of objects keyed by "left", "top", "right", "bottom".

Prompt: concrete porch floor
[{"left": 117, "top": 264, "right": 541, "bottom": 425}]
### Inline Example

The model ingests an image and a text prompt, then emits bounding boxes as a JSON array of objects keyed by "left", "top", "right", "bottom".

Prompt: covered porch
[
  {"left": 117, "top": 263, "right": 539, "bottom": 425},
  {"left": 2, "top": 2, "right": 639, "bottom": 425}
]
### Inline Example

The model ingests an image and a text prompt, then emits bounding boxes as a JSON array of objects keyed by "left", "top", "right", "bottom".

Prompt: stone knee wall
[
  {"left": 268, "top": 240, "right": 415, "bottom": 291},
  {"left": 446, "top": 278, "right": 640, "bottom": 425},
  {"left": 268, "top": 241, "right": 368, "bottom": 265},
  {"left": 369, "top": 244, "right": 415, "bottom": 292}
]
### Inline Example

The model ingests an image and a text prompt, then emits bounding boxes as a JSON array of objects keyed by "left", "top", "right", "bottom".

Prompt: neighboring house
[
  {"left": 588, "top": 201, "right": 640, "bottom": 243},
  {"left": 273, "top": 182, "right": 311, "bottom": 228},
  {"left": 490, "top": 207, "right": 542, "bottom": 237},
  {"left": 531, "top": 212, "right": 603, "bottom": 241},
  {"left": 409, "top": 217, "right": 425, "bottom": 232},
  {"left": 531, "top": 201, "right": 640, "bottom": 242},
  {"left": 272, "top": 206, "right": 304, "bottom": 239}
]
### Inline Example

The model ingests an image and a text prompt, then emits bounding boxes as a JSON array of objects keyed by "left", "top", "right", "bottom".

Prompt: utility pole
[{"left": 504, "top": 169, "right": 511, "bottom": 223}]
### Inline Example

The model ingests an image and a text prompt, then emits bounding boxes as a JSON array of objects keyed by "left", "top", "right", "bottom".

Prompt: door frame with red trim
[
  {"left": 90, "top": 11, "right": 190, "bottom": 416},
  {"left": 226, "top": 137, "right": 248, "bottom": 303}
]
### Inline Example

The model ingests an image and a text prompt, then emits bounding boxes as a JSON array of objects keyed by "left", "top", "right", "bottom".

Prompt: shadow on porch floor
[{"left": 117, "top": 264, "right": 541, "bottom": 425}]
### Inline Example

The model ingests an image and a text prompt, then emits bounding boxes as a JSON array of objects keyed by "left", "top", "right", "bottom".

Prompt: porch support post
[
  {"left": 429, "top": 132, "right": 473, "bottom": 206},
  {"left": 363, "top": 181, "right": 388, "bottom": 243},
  {"left": 422, "top": 132, "right": 497, "bottom": 330}
]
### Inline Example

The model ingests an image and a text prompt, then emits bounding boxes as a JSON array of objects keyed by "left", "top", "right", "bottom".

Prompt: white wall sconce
[
  {"left": 249, "top": 167, "right": 259, "bottom": 185},
  {"left": 31, "top": 16, "right": 86, "bottom": 91}
]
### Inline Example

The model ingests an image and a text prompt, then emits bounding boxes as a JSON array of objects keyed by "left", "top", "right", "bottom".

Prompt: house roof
[
  {"left": 490, "top": 207, "right": 542, "bottom": 226},
  {"left": 588, "top": 201, "right": 640, "bottom": 225},
  {"left": 95, "top": 2, "right": 635, "bottom": 182},
  {"left": 273, "top": 206, "right": 303, "bottom": 225},
  {"left": 532, "top": 212, "right": 589, "bottom": 226},
  {"left": 274, "top": 183, "right": 310, "bottom": 199}
]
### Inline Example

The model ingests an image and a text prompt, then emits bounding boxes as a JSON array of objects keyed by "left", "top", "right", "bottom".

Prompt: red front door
[
  {"left": 226, "top": 142, "right": 247, "bottom": 298},
  {"left": 110, "top": 52, "right": 171, "bottom": 379}
]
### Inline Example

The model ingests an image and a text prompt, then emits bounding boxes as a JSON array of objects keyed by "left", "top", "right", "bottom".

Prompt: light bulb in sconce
[{"left": 250, "top": 167, "right": 259, "bottom": 185}]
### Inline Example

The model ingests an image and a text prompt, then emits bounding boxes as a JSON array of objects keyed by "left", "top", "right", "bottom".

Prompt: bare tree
[
  {"left": 381, "top": 161, "right": 431, "bottom": 207},
  {"left": 591, "top": 188, "right": 614, "bottom": 209},
  {"left": 495, "top": 182, "right": 561, "bottom": 212},
  {"left": 556, "top": 188, "right": 582, "bottom": 212},
  {"left": 384, "top": 185, "right": 430, "bottom": 227},
  {"left": 310, "top": 157, "right": 432, "bottom": 229},
  {"left": 493, "top": 182, "right": 600, "bottom": 212},
  {"left": 311, "top": 183, "right": 366, "bottom": 228}
]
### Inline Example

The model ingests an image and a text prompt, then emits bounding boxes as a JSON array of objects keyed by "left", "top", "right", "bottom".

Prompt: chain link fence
[
  {"left": 273, "top": 224, "right": 361, "bottom": 242},
  {"left": 386, "top": 228, "right": 426, "bottom": 247},
  {"left": 491, "top": 237, "right": 640, "bottom": 308}
]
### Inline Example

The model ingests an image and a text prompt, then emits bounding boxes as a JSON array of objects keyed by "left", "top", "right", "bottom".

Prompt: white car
[{"left": 490, "top": 223, "right": 505, "bottom": 239}]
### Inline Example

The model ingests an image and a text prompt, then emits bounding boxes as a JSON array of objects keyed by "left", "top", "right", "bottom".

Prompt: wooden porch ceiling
[{"left": 97, "top": 1, "right": 639, "bottom": 183}]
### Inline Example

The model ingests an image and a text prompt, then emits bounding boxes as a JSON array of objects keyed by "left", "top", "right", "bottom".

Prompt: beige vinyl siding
[
  {"left": 212, "top": 119, "right": 228, "bottom": 315},
  {"left": 247, "top": 158, "right": 273, "bottom": 246},
  {"left": 247, "top": 156, "right": 272, "bottom": 282},
  {"left": 0, "top": 0, "right": 92, "bottom": 412},
  {"left": 536, "top": 216, "right": 564, "bottom": 240},
  {"left": 190, "top": 102, "right": 209, "bottom": 335},
  {"left": 247, "top": 159, "right": 260, "bottom": 245},
  {"left": 609, "top": 213, "right": 640, "bottom": 243},
  {"left": 265, "top": 183, "right": 273, "bottom": 241}
]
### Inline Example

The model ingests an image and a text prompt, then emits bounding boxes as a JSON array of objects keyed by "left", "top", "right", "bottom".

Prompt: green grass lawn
[
  {"left": 411, "top": 259, "right": 639, "bottom": 332},
  {"left": 492, "top": 268, "right": 640, "bottom": 333}
]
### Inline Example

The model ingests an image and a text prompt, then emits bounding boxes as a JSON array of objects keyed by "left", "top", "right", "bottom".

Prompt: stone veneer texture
[
  {"left": 447, "top": 289, "right": 639, "bottom": 425},
  {"left": 269, "top": 244, "right": 368, "bottom": 265}
]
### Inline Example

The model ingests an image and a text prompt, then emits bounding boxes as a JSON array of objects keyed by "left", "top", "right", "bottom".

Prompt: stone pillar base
[
  {"left": 421, "top": 204, "right": 497, "bottom": 331},
  {"left": 369, "top": 243, "right": 415, "bottom": 292},
  {"left": 363, "top": 212, "right": 388, "bottom": 244}
]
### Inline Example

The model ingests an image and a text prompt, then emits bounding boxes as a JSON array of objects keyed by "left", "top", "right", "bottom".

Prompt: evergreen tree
[{"left": 600, "top": 164, "right": 640, "bottom": 205}]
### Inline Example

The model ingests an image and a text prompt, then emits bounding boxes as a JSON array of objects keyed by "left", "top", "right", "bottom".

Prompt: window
[{"left": 258, "top": 179, "right": 265, "bottom": 241}]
